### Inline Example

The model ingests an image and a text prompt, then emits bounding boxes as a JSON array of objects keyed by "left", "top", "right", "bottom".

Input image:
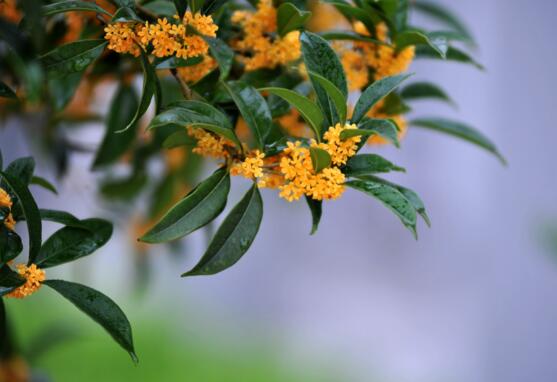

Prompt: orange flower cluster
[
  {"left": 0, "top": 0, "right": 21, "bottom": 23},
  {"left": 231, "top": 0, "right": 301, "bottom": 71},
  {"left": 230, "top": 150, "right": 265, "bottom": 179},
  {"left": 6, "top": 264, "right": 46, "bottom": 299},
  {"left": 177, "top": 55, "right": 217, "bottom": 83},
  {"left": 0, "top": 187, "right": 16, "bottom": 231},
  {"left": 187, "top": 127, "right": 233, "bottom": 159},
  {"left": 105, "top": 12, "right": 218, "bottom": 59}
]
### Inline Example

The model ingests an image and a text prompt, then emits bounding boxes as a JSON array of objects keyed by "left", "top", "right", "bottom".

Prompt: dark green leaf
[
  {"left": 415, "top": 46, "right": 483, "bottom": 70},
  {"left": 259, "top": 87, "right": 323, "bottom": 139},
  {"left": 305, "top": 196, "right": 322, "bottom": 235},
  {"left": 141, "top": 1, "right": 177, "bottom": 17},
  {"left": 0, "top": 81, "right": 16, "bottom": 99},
  {"left": 183, "top": 184, "right": 263, "bottom": 276},
  {"left": 188, "top": 0, "right": 204, "bottom": 13},
  {"left": 41, "top": 40, "right": 107, "bottom": 77},
  {"left": 44, "top": 280, "right": 136, "bottom": 362},
  {"left": 202, "top": 0, "right": 229, "bottom": 14},
  {"left": 400, "top": 82, "right": 454, "bottom": 106},
  {"left": 0, "top": 227, "right": 23, "bottom": 265},
  {"left": 395, "top": 30, "right": 447, "bottom": 58},
  {"left": 150, "top": 100, "right": 232, "bottom": 130},
  {"left": 0, "top": 265, "right": 25, "bottom": 296},
  {"left": 39, "top": 209, "right": 89, "bottom": 229},
  {"left": 222, "top": 81, "right": 272, "bottom": 150},
  {"left": 309, "top": 147, "right": 332, "bottom": 173},
  {"left": 308, "top": 71, "right": 347, "bottom": 125},
  {"left": 300, "top": 31, "right": 347, "bottom": 126},
  {"left": 413, "top": 1, "right": 473, "bottom": 42},
  {"left": 277, "top": 3, "right": 311, "bottom": 37},
  {"left": 36, "top": 219, "right": 113, "bottom": 268},
  {"left": 411, "top": 118, "right": 505, "bottom": 164},
  {"left": 352, "top": 73, "right": 412, "bottom": 124},
  {"left": 117, "top": 51, "right": 161, "bottom": 133},
  {"left": 111, "top": 7, "right": 142, "bottom": 22},
  {"left": 346, "top": 179, "right": 417, "bottom": 236},
  {"left": 154, "top": 56, "right": 203, "bottom": 69},
  {"left": 4, "top": 157, "right": 35, "bottom": 186},
  {"left": 30, "top": 176, "right": 58, "bottom": 195},
  {"left": 348, "top": 119, "right": 400, "bottom": 147},
  {"left": 344, "top": 154, "right": 405, "bottom": 176},
  {"left": 42, "top": 1, "right": 113, "bottom": 17},
  {"left": 174, "top": 0, "right": 188, "bottom": 17},
  {"left": 93, "top": 84, "right": 139, "bottom": 168},
  {"left": 0, "top": 171, "right": 42, "bottom": 264},
  {"left": 203, "top": 37, "right": 234, "bottom": 80},
  {"left": 112, "top": 0, "right": 135, "bottom": 7},
  {"left": 140, "top": 168, "right": 230, "bottom": 243},
  {"left": 48, "top": 71, "right": 84, "bottom": 112},
  {"left": 162, "top": 131, "right": 196, "bottom": 149}
]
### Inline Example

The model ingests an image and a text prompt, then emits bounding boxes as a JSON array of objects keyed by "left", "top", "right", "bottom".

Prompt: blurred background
[{"left": 2, "top": 0, "right": 557, "bottom": 381}]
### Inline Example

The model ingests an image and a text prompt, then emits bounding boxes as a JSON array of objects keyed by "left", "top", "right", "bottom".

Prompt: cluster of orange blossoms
[
  {"left": 231, "top": 0, "right": 301, "bottom": 71},
  {"left": 0, "top": 0, "right": 21, "bottom": 23},
  {"left": 187, "top": 127, "right": 234, "bottom": 159},
  {"left": 104, "top": 12, "right": 218, "bottom": 59},
  {"left": 177, "top": 55, "right": 217, "bottom": 84},
  {"left": 0, "top": 187, "right": 16, "bottom": 231},
  {"left": 6, "top": 264, "right": 46, "bottom": 299}
]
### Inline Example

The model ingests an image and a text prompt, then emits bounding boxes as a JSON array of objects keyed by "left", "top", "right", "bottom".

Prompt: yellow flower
[
  {"left": 231, "top": 150, "right": 265, "bottom": 180},
  {"left": 177, "top": 55, "right": 216, "bottom": 83},
  {"left": 188, "top": 127, "right": 232, "bottom": 159},
  {"left": 0, "top": 187, "right": 15, "bottom": 231},
  {"left": 340, "top": 49, "right": 369, "bottom": 91},
  {"left": 104, "top": 22, "right": 141, "bottom": 57},
  {"left": 184, "top": 11, "right": 218, "bottom": 37},
  {"left": 319, "top": 123, "right": 361, "bottom": 166},
  {"left": 232, "top": 0, "right": 301, "bottom": 71},
  {"left": 6, "top": 264, "right": 46, "bottom": 299}
]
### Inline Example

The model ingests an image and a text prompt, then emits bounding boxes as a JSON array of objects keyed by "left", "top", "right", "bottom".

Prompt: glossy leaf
[
  {"left": 344, "top": 154, "right": 405, "bottom": 176},
  {"left": 44, "top": 280, "right": 136, "bottom": 362},
  {"left": 140, "top": 168, "right": 230, "bottom": 243},
  {"left": 259, "top": 87, "right": 324, "bottom": 139},
  {"left": 142, "top": 1, "right": 177, "bottom": 17},
  {"left": 277, "top": 3, "right": 311, "bottom": 37},
  {"left": 300, "top": 31, "right": 347, "bottom": 126},
  {"left": 188, "top": 0, "right": 204, "bottom": 13},
  {"left": 150, "top": 100, "right": 232, "bottom": 130},
  {"left": 222, "top": 81, "right": 272, "bottom": 150},
  {"left": 0, "top": 171, "right": 42, "bottom": 264},
  {"left": 309, "top": 147, "right": 332, "bottom": 173},
  {"left": 93, "top": 84, "right": 139, "bottom": 168},
  {"left": 411, "top": 118, "right": 506, "bottom": 163},
  {"left": 30, "top": 176, "right": 58, "bottom": 195},
  {"left": 111, "top": 7, "right": 142, "bottom": 22},
  {"left": 308, "top": 71, "right": 347, "bottom": 125},
  {"left": 39, "top": 209, "right": 89, "bottom": 229},
  {"left": 118, "top": 51, "right": 160, "bottom": 133},
  {"left": 305, "top": 196, "right": 322, "bottom": 235},
  {"left": 415, "top": 46, "right": 483, "bottom": 70},
  {"left": 174, "top": 0, "right": 188, "bottom": 16},
  {"left": 395, "top": 30, "right": 448, "bottom": 58},
  {"left": 162, "top": 131, "right": 196, "bottom": 149},
  {"left": 41, "top": 40, "right": 107, "bottom": 77},
  {"left": 400, "top": 82, "right": 454, "bottom": 106},
  {"left": 0, "top": 264, "right": 25, "bottom": 296},
  {"left": 154, "top": 56, "right": 203, "bottom": 69},
  {"left": 203, "top": 37, "right": 234, "bottom": 80},
  {"left": 352, "top": 73, "right": 412, "bottom": 124},
  {"left": 346, "top": 179, "right": 417, "bottom": 236},
  {"left": 413, "top": 1, "right": 474, "bottom": 42},
  {"left": 0, "top": 226, "right": 23, "bottom": 265},
  {"left": 42, "top": 1, "right": 113, "bottom": 17},
  {"left": 348, "top": 119, "right": 400, "bottom": 147},
  {"left": 0, "top": 81, "right": 16, "bottom": 99},
  {"left": 36, "top": 219, "right": 113, "bottom": 268},
  {"left": 183, "top": 184, "right": 263, "bottom": 276},
  {"left": 4, "top": 157, "right": 35, "bottom": 186}
]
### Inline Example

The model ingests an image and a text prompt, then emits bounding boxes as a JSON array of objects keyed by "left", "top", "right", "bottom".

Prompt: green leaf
[
  {"left": 162, "top": 131, "right": 196, "bottom": 149},
  {"left": 346, "top": 179, "right": 417, "bottom": 236},
  {"left": 259, "top": 87, "right": 324, "bottom": 140},
  {"left": 41, "top": 40, "right": 107, "bottom": 77},
  {"left": 111, "top": 7, "right": 142, "bottom": 22},
  {"left": 203, "top": 37, "right": 234, "bottom": 80},
  {"left": 222, "top": 81, "right": 272, "bottom": 150},
  {"left": 0, "top": 172, "right": 42, "bottom": 264},
  {"left": 300, "top": 31, "right": 347, "bottom": 127},
  {"left": 42, "top": 1, "right": 113, "bottom": 17},
  {"left": 188, "top": 0, "right": 204, "bottom": 13},
  {"left": 141, "top": 1, "right": 177, "bottom": 17},
  {"left": 308, "top": 71, "right": 347, "bottom": 125},
  {"left": 415, "top": 46, "right": 484, "bottom": 70},
  {"left": 140, "top": 168, "right": 230, "bottom": 243},
  {"left": 344, "top": 154, "right": 405, "bottom": 176},
  {"left": 395, "top": 30, "right": 447, "bottom": 58},
  {"left": 0, "top": 264, "right": 25, "bottom": 296},
  {"left": 30, "top": 176, "right": 58, "bottom": 195},
  {"left": 348, "top": 119, "right": 400, "bottom": 147},
  {"left": 0, "top": 226, "right": 23, "bottom": 265},
  {"left": 327, "top": 2, "right": 376, "bottom": 36},
  {"left": 352, "top": 73, "right": 412, "bottom": 124},
  {"left": 183, "top": 184, "right": 263, "bottom": 276},
  {"left": 400, "top": 82, "right": 454, "bottom": 106},
  {"left": 117, "top": 51, "right": 161, "bottom": 133},
  {"left": 36, "top": 219, "right": 113, "bottom": 268},
  {"left": 150, "top": 100, "right": 232, "bottom": 130},
  {"left": 112, "top": 0, "right": 135, "bottom": 7},
  {"left": 0, "top": 81, "right": 16, "bottom": 99},
  {"left": 309, "top": 147, "right": 332, "bottom": 173},
  {"left": 202, "top": 0, "right": 229, "bottom": 14},
  {"left": 93, "top": 84, "right": 139, "bottom": 168},
  {"left": 44, "top": 280, "right": 136, "bottom": 362},
  {"left": 48, "top": 71, "right": 84, "bottom": 112},
  {"left": 4, "top": 157, "right": 35, "bottom": 186},
  {"left": 277, "top": 3, "right": 311, "bottom": 37},
  {"left": 174, "top": 0, "right": 188, "bottom": 16},
  {"left": 305, "top": 196, "right": 322, "bottom": 235},
  {"left": 410, "top": 118, "right": 506, "bottom": 164},
  {"left": 39, "top": 209, "right": 90, "bottom": 229},
  {"left": 413, "top": 1, "right": 474, "bottom": 42},
  {"left": 154, "top": 56, "right": 203, "bottom": 69}
]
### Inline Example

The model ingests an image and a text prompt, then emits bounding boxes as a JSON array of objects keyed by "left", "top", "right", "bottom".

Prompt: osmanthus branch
[{"left": 170, "top": 68, "right": 194, "bottom": 100}]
